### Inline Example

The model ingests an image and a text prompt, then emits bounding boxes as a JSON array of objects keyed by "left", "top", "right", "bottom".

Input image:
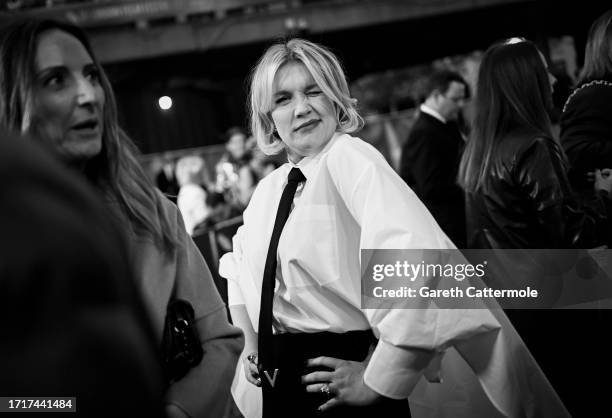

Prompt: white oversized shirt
[{"left": 220, "top": 133, "right": 568, "bottom": 416}]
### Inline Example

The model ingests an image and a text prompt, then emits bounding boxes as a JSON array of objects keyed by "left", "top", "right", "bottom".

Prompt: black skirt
[{"left": 260, "top": 330, "right": 411, "bottom": 418}]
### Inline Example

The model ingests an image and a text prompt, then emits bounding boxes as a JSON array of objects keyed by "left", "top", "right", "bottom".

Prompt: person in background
[
  {"left": 0, "top": 18, "right": 243, "bottom": 418},
  {"left": 156, "top": 152, "right": 180, "bottom": 203},
  {"left": 176, "top": 155, "right": 211, "bottom": 235},
  {"left": 560, "top": 9, "right": 612, "bottom": 196},
  {"left": 552, "top": 14, "right": 612, "bottom": 413},
  {"left": 0, "top": 130, "right": 165, "bottom": 418},
  {"left": 216, "top": 126, "right": 257, "bottom": 208},
  {"left": 250, "top": 146, "right": 283, "bottom": 180},
  {"left": 459, "top": 37, "right": 612, "bottom": 250},
  {"left": 220, "top": 38, "right": 567, "bottom": 418},
  {"left": 399, "top": 70, "right": 469, "bottom": 247},
  {"left": 458, "top": 37, "right": 612, "bottom": 416}
]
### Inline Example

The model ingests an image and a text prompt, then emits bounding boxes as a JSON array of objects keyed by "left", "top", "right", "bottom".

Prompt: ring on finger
[
  {"left": 247, "top": 352, "right": 258, "bottom": 364},
  {"left": 320, "top": 384, "right": 332, "bottom": 396}
]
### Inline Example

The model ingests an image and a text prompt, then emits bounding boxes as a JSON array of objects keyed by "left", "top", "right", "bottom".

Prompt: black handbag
[{"left": 162, "top": 299, "right": 204, "bottom": 383}]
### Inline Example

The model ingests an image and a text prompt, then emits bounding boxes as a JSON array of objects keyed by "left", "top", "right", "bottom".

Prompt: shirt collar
[
  {"left": 285, "top": 131, "right": 343, "bottom": 181},
  {"left": 420, "top": 104, "right": 447, "bottom": 124}
]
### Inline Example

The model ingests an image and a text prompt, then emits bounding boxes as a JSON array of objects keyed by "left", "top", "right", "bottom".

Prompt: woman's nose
[
  {"left": 294, "top": 95, "right": 312, "bottom": 116},
  {"left": 75, "top": 76, "right": 97, "bottom": 105}
]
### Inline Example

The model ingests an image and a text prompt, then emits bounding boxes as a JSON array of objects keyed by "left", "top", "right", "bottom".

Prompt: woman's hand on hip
[{"left": 302, "top": 356, "right": 382, "bottom": 412}]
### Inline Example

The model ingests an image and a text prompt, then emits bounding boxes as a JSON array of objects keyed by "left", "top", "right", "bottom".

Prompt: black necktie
[{"left": 258, "top": 167, "right": 306, "bottom": 377}]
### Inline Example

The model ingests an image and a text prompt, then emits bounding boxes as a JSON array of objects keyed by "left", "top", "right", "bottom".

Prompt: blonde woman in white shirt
[{"left": 220, "top": 39, "right": 567, "bottom": 418}]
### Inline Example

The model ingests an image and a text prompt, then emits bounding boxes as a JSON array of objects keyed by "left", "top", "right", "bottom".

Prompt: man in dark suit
[{"left": 399, "top": 70, "right": 469, "bottom": 247}]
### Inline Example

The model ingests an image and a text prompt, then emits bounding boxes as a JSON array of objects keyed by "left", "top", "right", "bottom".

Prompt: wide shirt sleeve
[{"left": 319, "top": 135, "right": 498, "bottom": 398}]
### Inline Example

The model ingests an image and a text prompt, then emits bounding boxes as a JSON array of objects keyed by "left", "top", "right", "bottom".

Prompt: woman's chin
[{"left": 58, "top": 142, "right": 103, "bottom": 167}]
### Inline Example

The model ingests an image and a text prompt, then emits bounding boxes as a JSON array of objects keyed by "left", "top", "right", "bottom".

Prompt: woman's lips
[
  {"left": 71, "top": 119, "right": 98, "bottom": 131},
  {"left": 70, "top": 120, "right": 100, "bottom": 137},
  {"left": 294, "top": 120, "right": 320, "bottom": 132}
]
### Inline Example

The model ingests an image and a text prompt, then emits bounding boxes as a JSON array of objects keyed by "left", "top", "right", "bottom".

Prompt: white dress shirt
[
  {"left": 220, "top": 133, "right": 568, "bottom": 416},
  {"left": 419, "top": 104, "right": 447, "bottom": 124}
]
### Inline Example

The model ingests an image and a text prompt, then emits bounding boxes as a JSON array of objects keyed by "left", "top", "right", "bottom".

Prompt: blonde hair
[
  {"left": 249, "top": 38, "right": 363, "bottom": 155},
  {"left": 579, "top": 9, "right": 612, "bottom": 84},
  {"left": 175, "top": 155, "right": 206, "bottom": 187}
]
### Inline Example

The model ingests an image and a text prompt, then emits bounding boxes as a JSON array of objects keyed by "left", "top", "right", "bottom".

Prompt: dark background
[{"left": 100, "top": 1, "right": 610, "bottom": 154}]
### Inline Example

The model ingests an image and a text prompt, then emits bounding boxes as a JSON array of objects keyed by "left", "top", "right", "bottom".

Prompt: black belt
[{"left": 259, "top": 330, "right": 410, "bottom": 418}]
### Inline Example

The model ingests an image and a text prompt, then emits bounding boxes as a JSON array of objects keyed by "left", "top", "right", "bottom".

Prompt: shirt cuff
[
  {"left": 218, "top": 253, "right": 235, "bottom": 280},
  {"left": 363, "top": 339, "right": 433, "bottom": 399},
  {"left": 219, "top": 252, "right": 248, "bottom": 307}
]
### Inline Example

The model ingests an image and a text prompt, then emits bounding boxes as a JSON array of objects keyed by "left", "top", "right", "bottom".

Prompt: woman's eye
[
  {"left": 44, "top": 73, "right": 64, "bottom": 87},
  {"left": 306, "top": 90, "right": 322, "bottom": 96},
  {"left": 85, "top": 68, "right": 100, "bottom": 83},
  {"left": 275, "top": 96, "right": 289, "bottom": 105}
]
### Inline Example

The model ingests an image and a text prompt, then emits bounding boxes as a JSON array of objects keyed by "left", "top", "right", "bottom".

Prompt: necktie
[{"left": 258, "top": 167, "right": 306, "bottom": 379}]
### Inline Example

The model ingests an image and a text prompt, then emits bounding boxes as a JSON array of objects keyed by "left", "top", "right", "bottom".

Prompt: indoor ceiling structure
[
  {"left": 4, "top": 0, "right": 603, "bottom": 155},
  {"left": 2, "top": 0, "right": 535, "bottom": 63}
]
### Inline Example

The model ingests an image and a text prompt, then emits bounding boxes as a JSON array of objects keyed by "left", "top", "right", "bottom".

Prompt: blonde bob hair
[{"left": 249, "top": 38, "right": 363, "bottom": 155}]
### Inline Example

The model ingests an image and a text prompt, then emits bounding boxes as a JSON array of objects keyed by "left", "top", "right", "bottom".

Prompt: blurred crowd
[{"left": 152, "top": 127, "right": 283, "bottom": 237}]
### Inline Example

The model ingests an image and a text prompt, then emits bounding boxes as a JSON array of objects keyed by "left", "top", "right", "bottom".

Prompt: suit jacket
[{"left": 399, "top": 111, "right": 466, "bottom": 247}]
